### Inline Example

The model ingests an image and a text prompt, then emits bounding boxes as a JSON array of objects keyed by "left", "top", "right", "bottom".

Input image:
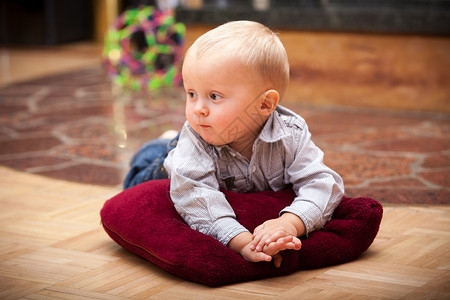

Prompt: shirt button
[
  {"left": 190, "top": 225, "right": 196, "bottom": 230},
  {"left": 252, "top": 166, "right": 256, "bottom": 173}
]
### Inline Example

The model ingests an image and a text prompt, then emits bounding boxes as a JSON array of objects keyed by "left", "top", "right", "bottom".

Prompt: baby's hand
[
  {"left": 241, "top": 237, "right": 301, "bottom": 267},
  {"left": 250, "top": 214, "right": 302, "bottom": 252},
  {"left": 262, "top": 236, "right": 302, "bottom": 268},
  {"left": 263, "top": 236, "right": 302, "bottom": 255},
  {"left": 228, "top": 232, "right": 272, "bottom": 264},
  {"left": 240, "top": 243, "right": 273, "bottom": 264}
]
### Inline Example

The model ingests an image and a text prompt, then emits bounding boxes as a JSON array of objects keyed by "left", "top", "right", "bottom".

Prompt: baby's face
[{"left": 182, "top": 53, "right": 267, "bottom": 154}]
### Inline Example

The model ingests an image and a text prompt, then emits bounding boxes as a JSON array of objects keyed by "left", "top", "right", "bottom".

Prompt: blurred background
[
  {"left": 2, "top": 0, "right": 450, "bottom": 44},
  {"left": 0, "top": 0, "right": 448, "bottom": 203},
  {"left": 1, "top": 0, "right": 449, "bottom": 111}
]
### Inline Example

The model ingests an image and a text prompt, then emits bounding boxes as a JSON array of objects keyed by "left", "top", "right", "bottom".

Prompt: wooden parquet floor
[{"left": 0, "top": 166, "right": 449, "bottom": 299}]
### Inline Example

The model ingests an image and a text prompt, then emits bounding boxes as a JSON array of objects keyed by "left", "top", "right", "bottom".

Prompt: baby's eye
[
  {"left": 187, "top": 91, "right": 198, "bottom": 98},
  {"left": 209, "top": 93, "right": 223, "bottom": 101}
]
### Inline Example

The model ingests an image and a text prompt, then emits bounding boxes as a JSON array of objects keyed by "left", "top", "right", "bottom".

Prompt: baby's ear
[{"left": 260, "top": 90, "right": 279, "bottom": 116}]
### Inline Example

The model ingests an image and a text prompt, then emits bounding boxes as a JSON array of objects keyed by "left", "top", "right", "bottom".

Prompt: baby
[{"left": 125, "top": 21, "right": 344, "bottom": 267}]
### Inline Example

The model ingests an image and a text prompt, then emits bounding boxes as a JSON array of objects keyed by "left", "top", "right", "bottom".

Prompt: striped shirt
[{"left": 164, "top": 105, "right": 344, "bottom": 245}]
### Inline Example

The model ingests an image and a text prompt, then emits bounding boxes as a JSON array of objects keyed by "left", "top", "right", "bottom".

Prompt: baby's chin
[
  {"left": 201, "top": 136, "right": 227, "bottom": 147},
  {"left": 196, "top": 131, "right": 228, "bottom": 147},
  {"left": 189, "top": 123, "right": 230, "bottom": 146}
]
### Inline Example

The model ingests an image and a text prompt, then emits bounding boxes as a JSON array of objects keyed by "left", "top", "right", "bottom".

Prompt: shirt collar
[{"left": 257, "top": 106, "right": 291, "bottom": 143}]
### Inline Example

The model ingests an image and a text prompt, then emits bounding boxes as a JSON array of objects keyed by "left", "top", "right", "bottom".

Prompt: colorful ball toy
[{"left": 103, "top": 6, "right": 186, "bottom": 91}]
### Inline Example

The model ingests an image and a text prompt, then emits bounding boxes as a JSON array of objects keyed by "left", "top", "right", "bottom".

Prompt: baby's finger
[
  {"left": 263, "top": 238, "right": 291, "bottom": 253},
  {"left": 250, "top": 232, "right": 266, "bottom": 251},
  {"left": 291, "top": 237, "right": 302, "bottom": 250},
  {"left": 273, "top": 253, "right": 283, "bottom": 268},
  {"left": 280, "top": 236, "right": 301, "bottom": 250},
  {"left": 253, "top": 224, "right": 264, "bottom": 235},
  {"left": 275, "top": 236, "right": 301, "bottom": 248},
  {"left": 262, "top": 230, "right": 292, "bottom": 246},
  {"left": 250, "top": 223, "right": 267, "bottom": 250},
  {"left": 263, "top": 236, "right": 301, "bottom": 254},
  {"left": 256, "top": 230, "right": 288, "bottom": 252},
  {"left": 262, "top": 242, "right": 279, "bottom": 256},
  {"left": 255, "top": 233, "right": 272, "bottom": 252},
  {"left": 278, "top": 241, "right": 301, "bottom": 251},
  {"left": 253, "top": 250, "right": 272, "bottom": 263}
]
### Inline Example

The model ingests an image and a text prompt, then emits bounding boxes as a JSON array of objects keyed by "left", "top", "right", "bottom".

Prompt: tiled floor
[{"left": 0, "top": 66, "right": 448, "bottom": 204}]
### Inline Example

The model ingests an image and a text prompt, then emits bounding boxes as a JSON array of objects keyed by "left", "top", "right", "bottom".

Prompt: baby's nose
[{"left": 194, "top": 98, "right": 209, "bottom": 116}]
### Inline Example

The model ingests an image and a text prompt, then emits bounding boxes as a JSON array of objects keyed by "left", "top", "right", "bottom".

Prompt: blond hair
[{"left": 184, "top": 21, "right": 290, "bottom": 98}]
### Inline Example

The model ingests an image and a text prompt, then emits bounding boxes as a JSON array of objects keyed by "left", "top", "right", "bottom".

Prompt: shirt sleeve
[
  {"left": 163, "top": 123, "right": 249, "bottom": 245},
  {"left": 280, "top": 120, "right": 345, "bottom": 235}
]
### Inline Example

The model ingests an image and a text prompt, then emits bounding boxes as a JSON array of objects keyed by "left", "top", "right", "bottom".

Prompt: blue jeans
[{"left": 123, "top": 133, "right": 179, "bottom": 189}]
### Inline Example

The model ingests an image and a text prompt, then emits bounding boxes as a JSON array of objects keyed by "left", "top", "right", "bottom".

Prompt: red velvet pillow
[{"left": 100, "top": 179, "right": 382, "bottom": 286}]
